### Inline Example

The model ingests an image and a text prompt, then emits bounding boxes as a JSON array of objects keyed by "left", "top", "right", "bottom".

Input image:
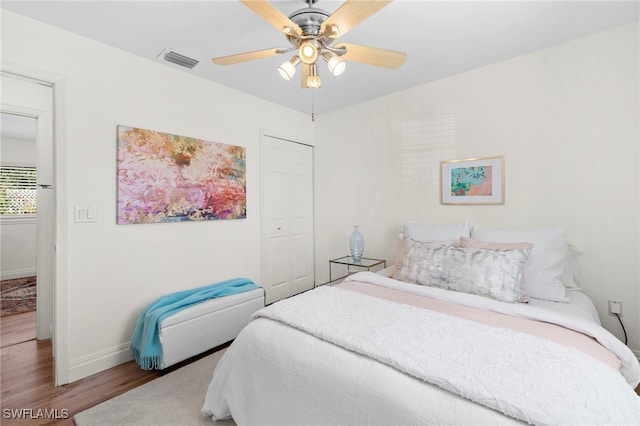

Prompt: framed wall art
[
  {"left": 440, "top": 156, "right": 504, "bottom": 205},
  {"left": 117, "top": 125, "right": 246, "bottom": 224}
]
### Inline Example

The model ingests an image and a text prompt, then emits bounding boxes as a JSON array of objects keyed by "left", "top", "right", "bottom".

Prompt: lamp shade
[
  {"left": 327, "top": 56, "right": 346, "bottom": 76},
  {"left": 306, "top": 63, "right": 321, "bottom": 88},
  {"left": 306, "top": 75, "right": 321, "bottom": 88},
  {"left": 278, "top": 56, "right": 300, "bottom": 81},
  {"left": 299, "top": 41, "right": 319, "bottom": 64},
  {"left": 278, "top": 62, "right": 296, "bottom": 81}
]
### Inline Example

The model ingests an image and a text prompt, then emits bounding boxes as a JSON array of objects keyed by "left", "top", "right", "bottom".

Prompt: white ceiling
[{"left": 1, "top": 1, "right": 638, "bottom": 117}]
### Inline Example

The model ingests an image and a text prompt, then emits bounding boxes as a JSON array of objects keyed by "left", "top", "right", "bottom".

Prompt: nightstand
[{"left": 325, "top": 256, "right": 387, "bottom": 285}]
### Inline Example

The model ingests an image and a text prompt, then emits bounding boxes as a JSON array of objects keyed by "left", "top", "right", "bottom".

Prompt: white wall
[
  {"left": 314, "top": 22, "right": 639, "bottom": 353},
  {"left": 0, "top": 135, "right": 37, "bottom": 280},
  {"left": 1, "top": 11, "right": 314, "bottom": 381}
]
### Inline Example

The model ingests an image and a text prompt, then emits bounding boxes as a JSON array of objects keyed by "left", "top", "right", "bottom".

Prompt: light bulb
[{"left": 299, "top": 41, "right": 319, "bottom": 64}]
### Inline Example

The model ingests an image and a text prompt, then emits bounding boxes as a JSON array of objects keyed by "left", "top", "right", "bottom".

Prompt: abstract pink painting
[{"left": 117, "top": 126, "right": 246, "bottom": 224}]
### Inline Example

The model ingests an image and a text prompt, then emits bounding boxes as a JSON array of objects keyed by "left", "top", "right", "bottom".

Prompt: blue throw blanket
[{"left": 130, "top": 277, "right": 260, "bottom": 370}]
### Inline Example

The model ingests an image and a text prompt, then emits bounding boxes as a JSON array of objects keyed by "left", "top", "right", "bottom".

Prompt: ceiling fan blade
[
  {"left": 239, "top": 0, "right": 301, "bottom": 35},
  {"left": 300, "top": 63, "right": 311, "bottom": 89},
  {"left": 321, "top": 0, "right": 392, "bottom": 39},
  {"left": 212, "top": 48, "right": 282, "bottom": 65},
  {"left": 336, "top": 43, "right": 406, "bottom": 69}
]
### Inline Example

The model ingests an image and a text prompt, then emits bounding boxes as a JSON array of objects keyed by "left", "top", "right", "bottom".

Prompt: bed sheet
[{"left": 529, "top": 289, "right": 601, "bottom": 324}]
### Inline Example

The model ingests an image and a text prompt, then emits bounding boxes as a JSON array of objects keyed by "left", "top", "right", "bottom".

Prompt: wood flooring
[
  {"left": 1, "top": 311, "right": 161, "bottom": 425},
  {"left": 0, "top": 311, "right": 228, "bottom": 425},
  {"left": 1, "top": 310, "right": 36, "bottom": 347}
]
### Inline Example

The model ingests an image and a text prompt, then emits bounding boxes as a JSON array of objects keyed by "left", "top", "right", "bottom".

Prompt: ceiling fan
[{"left": 212, "top": 0, "right": 407, "bottom": 89}]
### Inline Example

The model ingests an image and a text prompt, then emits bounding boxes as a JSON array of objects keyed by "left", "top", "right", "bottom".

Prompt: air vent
[{"left": 158, "top": 48, "right": 199, "bottom": 69}]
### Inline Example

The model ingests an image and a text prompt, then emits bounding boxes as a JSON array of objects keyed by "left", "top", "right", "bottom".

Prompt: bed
[{"left": 201, "top": 224, "right": 640, "bottom": 425}]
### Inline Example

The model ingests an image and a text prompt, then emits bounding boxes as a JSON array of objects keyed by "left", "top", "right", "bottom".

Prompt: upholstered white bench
[{"left": 158, "top": 287, "right": 264, "bottom": 369}]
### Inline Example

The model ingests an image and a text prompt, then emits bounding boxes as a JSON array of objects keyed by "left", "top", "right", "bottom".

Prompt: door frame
[{"left": 1, "top": 63, "right": 70, "bottom": 386}]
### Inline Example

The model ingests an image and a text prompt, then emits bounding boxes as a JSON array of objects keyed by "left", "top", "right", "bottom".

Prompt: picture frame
[{"left": 440, "top": 156, "right": 504, "bottom": 205}]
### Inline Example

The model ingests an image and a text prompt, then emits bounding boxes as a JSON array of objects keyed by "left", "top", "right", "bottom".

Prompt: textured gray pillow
[{"left": 394, "top": 238, "right": 531, "bottom": 303}]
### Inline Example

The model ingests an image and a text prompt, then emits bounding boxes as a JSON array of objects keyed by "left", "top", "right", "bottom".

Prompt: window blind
[{"left": 0, "top": 165, "right": 37, "bottom": 215}]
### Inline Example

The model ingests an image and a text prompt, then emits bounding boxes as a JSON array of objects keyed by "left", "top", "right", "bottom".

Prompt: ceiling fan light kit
[
  {"left": 324, "top": 53, "right": 346, "bottom": 77},
  {"left": 278, "top": 56, "right": 300, "bottom": 81},
  {"left": 306, "top": 64, "right": 322, "bottom": 89},
  {"left": 212, "top": 0, "right": 406, "bottom": 90},
  {"left": 299, "top": 40, "right": 320, "bottom": 64}
]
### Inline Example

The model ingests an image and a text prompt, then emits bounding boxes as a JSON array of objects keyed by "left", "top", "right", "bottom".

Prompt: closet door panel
[
  {"left": 260, "top": 135, "right": 314, "bottom": 303},
  {"left": 260, "top": 137, "right": 291, "bottom": 304}
]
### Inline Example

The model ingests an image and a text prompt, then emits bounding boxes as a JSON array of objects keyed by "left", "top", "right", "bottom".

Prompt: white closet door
[{"left": 260, "top": 134, "right": 314, "bottom": 304}]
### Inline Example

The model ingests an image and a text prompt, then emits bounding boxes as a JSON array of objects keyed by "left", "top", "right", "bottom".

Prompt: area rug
[
  {"left": 73, "top": 348, "right": 235, "bottom": 426},
  {"left": 1, "top": 276, "right": 36, "bottom": 316}
]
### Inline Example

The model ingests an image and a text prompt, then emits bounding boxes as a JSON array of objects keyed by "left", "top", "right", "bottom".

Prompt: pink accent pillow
[
  {"left": 460, "top": 237, "right": 533, "bottom": 302},
  {"left": 460, "top": 237, "right": 533, "bottom": 251}
]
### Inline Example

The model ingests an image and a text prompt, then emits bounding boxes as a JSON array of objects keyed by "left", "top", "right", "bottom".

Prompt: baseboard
[
  {"left": 1, "top": 268, "right": 36, "bottom": 281},
  {"left": 68, "top": 342, "right": 132, "bottom": 383}
]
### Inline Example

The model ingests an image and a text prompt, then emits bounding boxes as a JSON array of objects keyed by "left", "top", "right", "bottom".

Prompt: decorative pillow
[
  {"left": 470, "top": 227, "right": 570, "bottom": 302},
  {"left": 396, "top": 243, "right": 531, "bottom": 303},
  {"left": 403, "top": 223, "right": 471, "bottom": 242},
  {"left": 396, "top": 233, "right": 459, "bottom": 257},
  {"left": 392, "top": 236, "right": 456, "bottom": 283},
  {"left": 460, "top": 237, "right": 533, "bottom": 252},
  {"left": 460, "top": 237, "right": 533, "bottom": 302}
]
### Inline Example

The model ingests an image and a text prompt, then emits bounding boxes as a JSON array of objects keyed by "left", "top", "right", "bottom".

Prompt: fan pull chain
[{"left": 311, "top": 91, "right": 315, "bottom": 122}]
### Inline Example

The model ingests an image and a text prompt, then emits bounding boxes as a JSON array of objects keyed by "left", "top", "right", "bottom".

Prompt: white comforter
[
  {"left": 353, "top": 272, "right": 640, "bottom": 387},
  {"left": 202, "top": 273, "right": 640, "bottom": 425}
]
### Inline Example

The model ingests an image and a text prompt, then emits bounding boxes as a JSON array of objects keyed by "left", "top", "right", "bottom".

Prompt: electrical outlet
[{"left": 608, "top": 300, "right": 622, "bottom": 316}]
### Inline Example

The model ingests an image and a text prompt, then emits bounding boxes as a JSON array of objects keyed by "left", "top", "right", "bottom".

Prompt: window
[{"left": 0, "top": 165, "right": 37, "bottom": 215}]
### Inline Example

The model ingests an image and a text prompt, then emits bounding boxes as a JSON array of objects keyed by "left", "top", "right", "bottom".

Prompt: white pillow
[
  {"left": 403, "top": 223, "right": 471, "bottom": 242},
  {"left": 562, "top": 244, "right": 582, "bottom": 289},
  {"left": 470, "top": 227, "right": 570, "bottom": 302}
]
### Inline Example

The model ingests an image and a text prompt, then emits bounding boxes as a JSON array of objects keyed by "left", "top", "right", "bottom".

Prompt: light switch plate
[{"left": 75, "top": 205, "right": 96, "bottom": 223}]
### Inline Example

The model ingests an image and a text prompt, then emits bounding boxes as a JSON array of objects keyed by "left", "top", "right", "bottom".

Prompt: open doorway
[
  {"left": 0, "top": 72, "right": 56, "bottom": 385},
  {"left": 0, "top": 113, "right": 38, "bottom": 347}
]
